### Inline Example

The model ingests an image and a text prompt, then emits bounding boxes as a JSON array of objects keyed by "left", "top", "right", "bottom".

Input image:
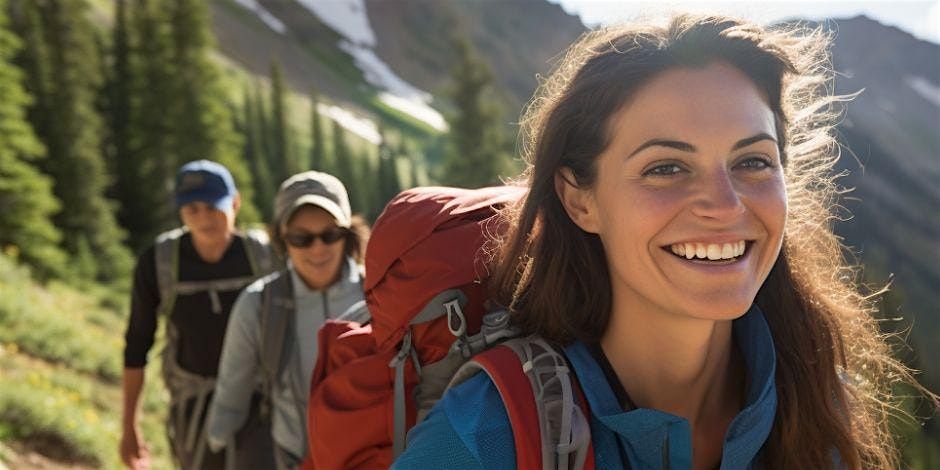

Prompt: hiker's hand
[{"left": 120, "top": 429, "right": 151, "bottom": 470}]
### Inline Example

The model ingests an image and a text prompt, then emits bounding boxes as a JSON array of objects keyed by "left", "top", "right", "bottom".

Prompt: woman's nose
[
  {"left": 306, "top": 238, "right": 329, "bottom": 252},
  {"left": 690, "top": 170, "right": 746, "bottom": 221}
]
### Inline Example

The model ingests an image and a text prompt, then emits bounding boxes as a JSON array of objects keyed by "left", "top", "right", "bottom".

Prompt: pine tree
[
  {"left": 268, "top": 60, "right": 294, "bottom": 183},
  {"left": 102, "top": 0, "right": 160, "bottom": 251},
  {"left": 12, "top": 0, "right": 132, "bottom": 282},
  {"left": 441, "top": 37, "right": 512, "bottom": 188},
  {"left": 0, "top": 0, "right": 66, "bottom": 278},
  {"left": 242, "top": 84, "right": 273, "bottom": 220},
  {"left": 400, "top": 139, "right": 425, "bottom": 189},
  {"left": 331, "top": 120, "right": 361, "bottom": 213},
  {"left": 127, "top": 0, "right": 179, "bottom": 238},
  {"left": 164, "top": 0, "right": 259, "bottom": 223},
  {"left": 309, "top": 87, "right": 325, "bottom": 171},
  {"left": 253, "top": 80, "right": 274, "bottom": 178},
  {"left": 373, "top": 131, "right": 401, "bottom": 218},
  {"left": 356, "top": 149, "right": 375, "bottom": 218}
]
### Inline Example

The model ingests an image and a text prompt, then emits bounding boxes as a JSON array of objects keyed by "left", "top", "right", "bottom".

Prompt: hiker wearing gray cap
[
  {"left": 121, "top": 160, "right": 276, "bottom": 470},
  {"left": 208, "top": 171, "right": 370, "bottom": 469}
]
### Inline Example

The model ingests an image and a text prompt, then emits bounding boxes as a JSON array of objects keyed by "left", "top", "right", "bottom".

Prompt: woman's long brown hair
[{"left": 487, "top": 14, "right": 929, "bottom": 469}]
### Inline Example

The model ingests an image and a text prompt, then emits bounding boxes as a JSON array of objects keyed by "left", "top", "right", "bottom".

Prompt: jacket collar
[{"left": 564, "top": 304, "right": 777, "bottom": 468}]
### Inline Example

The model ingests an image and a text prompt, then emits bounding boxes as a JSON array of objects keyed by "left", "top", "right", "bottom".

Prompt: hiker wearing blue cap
[{"left": 121, "top": 160, "right": 276, "bottom": 470}]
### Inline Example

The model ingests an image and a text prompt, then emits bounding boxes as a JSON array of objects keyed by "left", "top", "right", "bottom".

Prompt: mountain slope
[
  {"left": 212, "top": 3, "right": 937, "bottom": 385},
  {"left": 365, "top": 0, "right": 585, "bottom": 111},
  {"left": 824, "top": 16, "right": 940, "bottom": 386}
]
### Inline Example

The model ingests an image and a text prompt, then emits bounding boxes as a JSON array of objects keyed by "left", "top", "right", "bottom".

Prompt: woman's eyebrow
[
  {"left": 731, "top": 132, "right": 777, "bottom": 151},
  {"left": 627, "top": 132, "right": 778, "bottom": 158},
  {"left": 628, "top": 139, "right": 695, "bottom": 157}
]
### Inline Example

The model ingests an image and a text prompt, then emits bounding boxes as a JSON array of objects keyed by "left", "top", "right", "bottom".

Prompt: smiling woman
[
  {"left": 206, "top": 171, "right": 369, "bottom": 469},
  {"left": 392, "top": 13, "right": 929, "bottom": 470}
]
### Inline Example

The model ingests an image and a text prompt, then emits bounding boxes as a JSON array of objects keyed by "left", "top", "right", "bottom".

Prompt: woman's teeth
[{"left": 669, "top": 241, "right": 746, "bottom": 260}]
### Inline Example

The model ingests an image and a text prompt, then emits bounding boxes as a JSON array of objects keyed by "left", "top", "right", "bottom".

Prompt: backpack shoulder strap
[
  {"left": 154, "top": 227, "right": 187, "bottom": 317},
  {"left": 450, "top": 336, "right": 595, "bottom": 470},
  {"left": 259, "top": 270, "right": 294, "bottom": 404},
  {"left": 241, "top": 228, "right": 274, "bottom": 275}
]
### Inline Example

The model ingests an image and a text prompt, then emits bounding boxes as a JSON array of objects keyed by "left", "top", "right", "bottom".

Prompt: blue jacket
[{"left": 393, "top": 305, "right": 777, "bottom": 469}]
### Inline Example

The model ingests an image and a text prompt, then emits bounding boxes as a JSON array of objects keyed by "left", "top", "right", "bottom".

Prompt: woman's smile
[{"left": 659, "top": 238, "right": 754, "bottom": 272}]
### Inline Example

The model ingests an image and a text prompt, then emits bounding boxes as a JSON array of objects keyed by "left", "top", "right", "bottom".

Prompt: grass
[
  {"left": 0, "top": 253, "right": 172, "bottom": 469},
  {"left": 0, "top": 255, "right": 122, "bottom": 382}
]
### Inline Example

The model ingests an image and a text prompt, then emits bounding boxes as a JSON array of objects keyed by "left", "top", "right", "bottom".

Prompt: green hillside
[{"left": 0, "top": 252, "right": 171, "bottom": 468}]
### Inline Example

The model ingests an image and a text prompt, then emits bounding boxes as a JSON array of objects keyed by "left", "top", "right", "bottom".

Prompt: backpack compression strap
[
  {"left": 260, "top": 270, "right": 294, "bottom": 409},
  {"left": 451, "top": 338, "right": 595, "bottom": 470},
  {"left": 154, "top": 228, "right": 186, "bottom": 317},
  {"left": 469, "top": 345, "right": 543, "bottom": 469},
  {"left": 154, "top": 228, "right": 270, "bottom": 316},
  {"left": 242, "top": 228, "right": 274, "bottom": 275}
]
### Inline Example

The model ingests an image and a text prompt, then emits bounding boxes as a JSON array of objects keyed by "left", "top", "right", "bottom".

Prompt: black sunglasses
[{"left": 283, "top": 227, "right": 349, "bottom": 248}]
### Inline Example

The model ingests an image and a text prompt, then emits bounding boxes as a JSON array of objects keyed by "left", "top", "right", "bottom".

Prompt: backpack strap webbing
[
  {"left": 450, "top": 338, "right": 595, "bottom": 470},
  {"left": 570, "top": 378, "right": 596, "bottom": 469},
  {"left": 154, "top": 228, "right": 272, "bottom": 317},
  {"left": 154, "top": 227, "right": 186, "bottom": 317},
  {"left": 259, "top": 271, "right": 294, "bottom": 415},
  {"left": 469, "top": 345, "right": 543, "bottom": 469},
  {"left": 241, "top": 228, "right": 273, "bottom": 275}
]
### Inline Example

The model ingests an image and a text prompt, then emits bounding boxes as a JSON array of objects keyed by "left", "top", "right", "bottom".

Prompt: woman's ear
[{"left": 554, "top": 167, "right": 600, "bottom": 233}]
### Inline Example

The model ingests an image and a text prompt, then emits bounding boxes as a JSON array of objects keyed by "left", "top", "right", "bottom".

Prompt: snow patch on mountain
[
  {"left": 319, "top": 103, "right": 382, "bottom": 145},
  {"left": 232, "top": 0, "right": 287, "bottom": 34},
  {"left": 295, "top": 0, "right": 375, "bottom": 46},
  {"left": 295, "top": 0, "right": 447, "bottom": 131},
  {"left": 377, "top": 92, "right": 448, "bottom": 132},
  {"left": 906, "top": 76, "right": 940, "bottom": 107}
]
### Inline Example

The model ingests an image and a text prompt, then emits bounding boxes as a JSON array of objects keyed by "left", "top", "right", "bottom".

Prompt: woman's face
[
  {"left": 283, "top": 205, "right": 348, "bottom": 291},
  {"left": 561, "top": 62, "right": 787, "bottom": 322}
]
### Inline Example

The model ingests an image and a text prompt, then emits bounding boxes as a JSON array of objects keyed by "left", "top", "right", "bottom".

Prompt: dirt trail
[{"left": 0, "top": 442, "right": 95, "bottom": 470}]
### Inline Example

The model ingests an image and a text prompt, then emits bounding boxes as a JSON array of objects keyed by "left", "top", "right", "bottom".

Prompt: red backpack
[{"left": 307, "top": 186, "right": 594, "bottom": 469}]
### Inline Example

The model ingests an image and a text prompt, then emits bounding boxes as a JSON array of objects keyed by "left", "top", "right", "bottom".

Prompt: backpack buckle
[
  {"left": 389, "top": 329, "right": 413, "bottom": 368},
  {"left": 445, "top": 299, "right": 466, "bottom": 337}
]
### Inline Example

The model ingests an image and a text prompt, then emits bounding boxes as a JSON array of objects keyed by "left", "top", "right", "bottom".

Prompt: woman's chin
[{"left": 671, "top": 294, "right": 756, "bottom": 322}]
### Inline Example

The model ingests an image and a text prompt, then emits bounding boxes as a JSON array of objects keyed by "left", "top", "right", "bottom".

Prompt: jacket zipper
[{"left": 662, "top": 431, "right": 670, "bottom": 469}]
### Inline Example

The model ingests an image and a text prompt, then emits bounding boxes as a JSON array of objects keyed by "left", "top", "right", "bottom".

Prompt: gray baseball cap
[{"left": 274, "top": 171, "right": 352, "bottom": 229}]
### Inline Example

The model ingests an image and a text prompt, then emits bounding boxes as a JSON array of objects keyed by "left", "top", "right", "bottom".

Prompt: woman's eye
[
  {"left": 643, "top": 163, "right": 685, "bottom": 177},
  {"left": 736, "top": 156, "right": 774, "bottom": 171}
]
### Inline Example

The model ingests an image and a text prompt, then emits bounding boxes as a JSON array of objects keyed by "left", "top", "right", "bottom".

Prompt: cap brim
[
  {"left": 176, "top": 191, "right": 235, "bottom": 212},
  {"left": 283, "top": 194, "right": 351, "bottom": 228}
]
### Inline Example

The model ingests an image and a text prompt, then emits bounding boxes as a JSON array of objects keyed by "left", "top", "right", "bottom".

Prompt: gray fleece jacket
[{"left": 207, "top": 257, "right": 365, "bottom": 459}]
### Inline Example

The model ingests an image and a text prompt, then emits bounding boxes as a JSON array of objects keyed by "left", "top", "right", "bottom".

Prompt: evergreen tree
[
  {"left": 164, "top": 0, "right": 259, "bottom": 223},
  {"left": 253, "top": 80, "right": 273, "bottom": 177},
  {"left": 268, "top": 60, "right": 293, "bottom": 183},
  {"left": 103, "top": 0, "right": 159, "bottom": 251},
  {"left": 242, "top": 84, "right": 274, "bottom": 220},
  {"left": 12, "top": 0, "right": 132, "bottom": 282},
  {"left": 373, "top": 131, "right": 401, "bottom": 217},
  {"left": 356, "top": 149, "right": 376, "bottom": 218},
  {"left": 331, "top": 120, "right": 361, "bottom": 213},
  {"left": 124, "top": 0, "right": 180, "bottom": 239},
  {"left": 440, "top": 37, "right": 512, "bottom": 188},
  {"left": 400, "top": 139, "right": 424, "bottom": 189},
  {"left": 0, "top": 0, "right": 66, "bottom": 278},
  {"left": 309, "top": 87, "right": 325, "bottom": 171}
]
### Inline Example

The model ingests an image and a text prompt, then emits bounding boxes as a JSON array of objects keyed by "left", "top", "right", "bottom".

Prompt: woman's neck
[
  {"left": 190, "top": 232, "right": 234, "bottom": 264},
  {"left": 599, "top": 296, "right": 745, "bottom": 429}
]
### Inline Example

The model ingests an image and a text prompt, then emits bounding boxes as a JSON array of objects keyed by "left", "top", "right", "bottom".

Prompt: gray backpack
[{"left": 153, "top": 227, "right": 274, "bottom": 468}]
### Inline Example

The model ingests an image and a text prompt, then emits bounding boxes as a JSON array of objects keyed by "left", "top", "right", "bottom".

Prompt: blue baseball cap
[{"left": 174, "top": 160, "right": 237, "bottom": 211}]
